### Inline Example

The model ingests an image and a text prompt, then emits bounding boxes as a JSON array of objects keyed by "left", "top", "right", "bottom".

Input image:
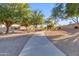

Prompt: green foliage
[
  {"left": 26, "top": 25, "right": 35, "bottom": 32},
  {"left": 65, "top": 4, "right": 79, "bottom": 17},
  {"left": 39, "top": 25, "right": 45, "bottom": 31},
  {"left": 0, "top": 3, "right": 30, "bottom": 33},
  {"left": 51, "top": 3, "right": 64, "bottom": 20},
  {"left": 20, "top": 17, "right": 32, "bottom": 27},
  {"left": 52, "top": 3, "right": 79, "bottom": 24},
  {"left": 45, "top": 18, "right": 57, "bottom": 30},
  {"left": 31, "top": 10, "right": 44, "bottom": 28},
  {"left": 0, "top": 3, "right": 45, "bottom": 33}
]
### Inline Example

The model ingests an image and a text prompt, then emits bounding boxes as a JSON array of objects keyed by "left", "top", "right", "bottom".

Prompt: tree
[
  {"left": 0, "top": 4, "right": 16, "bottom": 33},
  {"left": 64, "top": 3, "right": 79, "bottom": 24},
  {"left": 51, "top": 4, "right": 64, "bottom": 20},
  {"left": 31, "top": 10, "right": 44, "bottom": 29},
  {"left": 45, "top": 17, "right": 57, "bottom": 30},
  {"left": 20, "top": 16, "right": 32, "bottom": 27},
  {"left": 52, "top": 3, "right": 79, "bottom": 25},
  {"left": 0, "top": 3, "right": 30, "bottom": 34}
]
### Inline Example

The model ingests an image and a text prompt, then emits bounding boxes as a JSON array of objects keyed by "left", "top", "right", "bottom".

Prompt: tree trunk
[
  {"left": 5, "top": 26, "right": 9, "bottom": 34},
  {"left": 4, "top": 20, "right": 13, "bottom": 34}
]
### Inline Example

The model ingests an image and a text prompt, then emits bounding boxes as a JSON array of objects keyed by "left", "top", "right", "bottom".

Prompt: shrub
[
  {"left": 0, "top": 32, "right": 3, "bottom": 34},
  {"left": 58, "top": 27, "right": 61, "bottom": 30},
  {"left": 74, "top": 26, "right": 78, "bottom": 29}
]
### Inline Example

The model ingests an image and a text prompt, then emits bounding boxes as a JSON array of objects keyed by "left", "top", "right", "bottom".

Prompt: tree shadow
[
  {"left": 0, "top": 34, "right": 33, "bottom": 56},
  {"left": 0, "top": 33, "right": 65, "bottom": 56},
  {"left": 46, "top": 31, "right": 79, "bottom": 56},
  {"left": 1, "top": 31, "right": 79, "bottom": 56}
]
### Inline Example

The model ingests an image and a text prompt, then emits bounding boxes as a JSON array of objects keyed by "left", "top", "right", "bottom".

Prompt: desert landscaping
[
  {"left": 0, "top": 3, "right": 79, "bottom": 56},
  {"left": 45, "top": 28, "right": 79, "bottom": 56}
]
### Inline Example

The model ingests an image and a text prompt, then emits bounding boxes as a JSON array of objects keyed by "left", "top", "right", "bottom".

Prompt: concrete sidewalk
[{"left": 19, "top": 31, "right": 65, "bottom": 56}]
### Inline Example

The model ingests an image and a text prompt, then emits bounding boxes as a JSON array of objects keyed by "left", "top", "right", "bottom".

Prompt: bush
[
  {"left": 47, "top": 25, "right": 52, "bottom": 30},
  {"left": 74, "top": 26, "right": 78, "bottom": 29},
  {"left": 0, "top": 32, "right": 3, "bottom": 34},
  {"left": 40, "top": 25, "right": 45, "bottom": 31},
  {"left": 26, "top": 25, "right": 36, "bottom": 32},
  {"left": 58, "top": 27, "right": 61, "bottom": 30}
]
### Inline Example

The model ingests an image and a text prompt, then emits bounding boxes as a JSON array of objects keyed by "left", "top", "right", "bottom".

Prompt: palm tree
[{"left": 31, "top": 10, "right": 44, "bottom": 29}]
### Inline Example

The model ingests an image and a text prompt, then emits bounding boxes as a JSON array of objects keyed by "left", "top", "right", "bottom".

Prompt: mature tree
[
  {"left": 31, "top": 10, "right": 44, "bottom": 28},
  {"left": 51, "top": 4, "right": 64, "bottom": 21},
  {"left": 64, "top": 3, "right": 79, "bottom": 24},
  {"left": 20, "top": 16, "right": 32, "bottom": 27},
  {"left": 0, "top": 3, "right": 30, "bottom": 34},
  {"left": 0, "top": 4, "right": 16, "bottom": 33},
  {"left": 52, "top": 3, "right": 79, "bottom": 25},
  {"left": 16, "top": 4, "right": 32, "bottom": 28}
]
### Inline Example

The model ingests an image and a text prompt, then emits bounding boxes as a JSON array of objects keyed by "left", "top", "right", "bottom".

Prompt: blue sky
[
  {"left": 29, "top": 3, "right": 55, "bottom": 19},
  {"left": 29, "top": 3, "right": 73, "bottom": 25}
]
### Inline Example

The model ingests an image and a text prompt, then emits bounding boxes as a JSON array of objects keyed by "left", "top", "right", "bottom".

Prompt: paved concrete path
[
  {"left": 0, "top": 34, "right": 32, "bottom": 56},
  {"left": 19, "top": 31, "right": 65, "bottom": 56}
]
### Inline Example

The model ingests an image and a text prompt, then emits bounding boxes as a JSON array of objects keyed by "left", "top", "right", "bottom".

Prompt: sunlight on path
[{"left": 19, "top": 31, "right": 65, "bottom": 56}]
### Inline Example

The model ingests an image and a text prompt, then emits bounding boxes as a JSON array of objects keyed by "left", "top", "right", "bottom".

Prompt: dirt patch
[
  {"left": 45, "top": 29, "right": 79, "bottom": 56},
  {"left": 45, "top": 30, "right": 70, "bottom": 39}
]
